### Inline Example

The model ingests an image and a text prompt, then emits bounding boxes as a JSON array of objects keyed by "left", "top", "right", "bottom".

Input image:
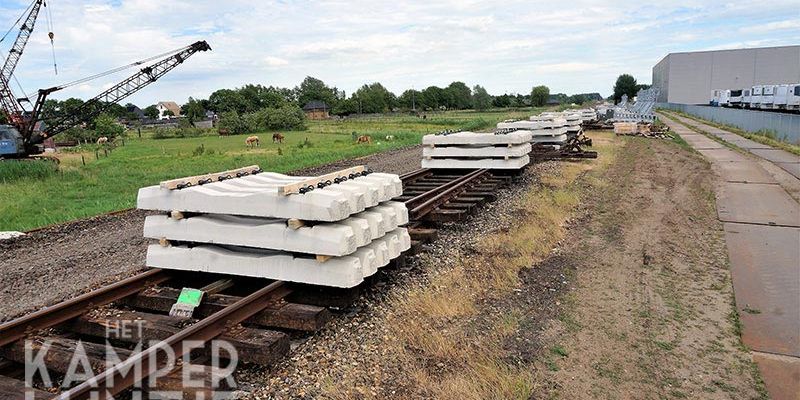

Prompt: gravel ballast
[{"left": 0, "top": 145, "right": 423, "bottom": 321}]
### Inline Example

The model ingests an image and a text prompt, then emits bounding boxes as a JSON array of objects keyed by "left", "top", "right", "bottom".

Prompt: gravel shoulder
[
  {"left": 537, "top": 137, "right": 767, "bottom": 399},
  {"left": 0, "top": 145, "right": 422, "bottom": 321}
]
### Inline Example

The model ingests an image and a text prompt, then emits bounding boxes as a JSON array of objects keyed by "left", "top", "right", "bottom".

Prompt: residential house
[{"left": 156, "top": 101, "right": 182, "bottom": 120}]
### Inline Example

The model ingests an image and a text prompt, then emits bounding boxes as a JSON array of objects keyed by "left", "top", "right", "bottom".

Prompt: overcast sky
[{"left": 1, "top": 0, "right": 798, "bottom": 107}]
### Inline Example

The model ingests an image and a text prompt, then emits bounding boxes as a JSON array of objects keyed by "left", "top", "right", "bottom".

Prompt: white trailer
[
  {"left": 787, "top": 84, "right": 800, "bottom": 111},
  {"left": 727, "top": 89, "right": 743, "bottom": 108},
  {"left": 750, "top": 85, "right": 764, "bottom": 108},
  {"left": 760, "top": 85, "right": 776, "bottom": 109},
  {"left": 710, "top": 90, "right": 718, "bottom": 106},
  {"left": 773, "top": 85, "right": 790, "bottom": 109},
  {"left": 741, "top": 88, "right": 752, "bottom": 108}
]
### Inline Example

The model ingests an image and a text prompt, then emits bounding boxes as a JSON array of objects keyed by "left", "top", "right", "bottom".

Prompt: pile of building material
[
  {"left": 421, "top": 130, "right": 531, "bottom": 169},
  {"left": 613, "top": 122, "right": 672, "bottom": 138},
  {"left": 137, "top": 165, "right": 410, "bottom": 288},
  {"left": 610, "top": 88, "right": 660, "bottom": 122}
]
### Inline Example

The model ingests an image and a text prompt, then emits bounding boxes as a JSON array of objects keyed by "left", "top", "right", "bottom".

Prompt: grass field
[{"left": 0, "top": 109, "right": 537, "bottom": 231}]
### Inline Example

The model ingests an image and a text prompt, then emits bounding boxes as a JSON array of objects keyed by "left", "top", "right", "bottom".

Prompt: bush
[
  {"left": 217, "top": 111, "right": 250, "bottom": 135},
  {"left": 94, "top": 114, "right": 125, "bottom": 139},
  {"left": 217, "top": 105, "right": 306, "bottom": 135},
  {"left": 151, "top": 127, "right": 212, "bottom": 140}
]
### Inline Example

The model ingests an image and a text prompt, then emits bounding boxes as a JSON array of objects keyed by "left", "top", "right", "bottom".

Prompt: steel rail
[
  {"left": 0, "top": 268, "right": 170, "bottom": 347},
  {"left": 403, "top": 169, "right": 485, "bottom": 208},
  {"left": 407, "top": 169, "right": 489, "bottom": 220},
  {"left": 57, "top": 280, "right": 286, "bottom": 400},
  {"left": 398, "top": 168, "right": 431, "bottom": 183}
]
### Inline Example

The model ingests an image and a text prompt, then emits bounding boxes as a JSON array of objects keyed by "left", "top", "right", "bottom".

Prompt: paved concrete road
[
  {"left": 659, "top": 113, "right": 800, "bottom": 400},
  {"left": 671, "top": 113, "right": 800, "bottom": 179}
]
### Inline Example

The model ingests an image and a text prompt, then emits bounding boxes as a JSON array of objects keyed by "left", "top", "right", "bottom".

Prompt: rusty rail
[
  {"left": 57, "top": 280, "right": 286, "bottom": 400},
  {"left": 404, "top": 169, "right": 490, "bottom": 220}
]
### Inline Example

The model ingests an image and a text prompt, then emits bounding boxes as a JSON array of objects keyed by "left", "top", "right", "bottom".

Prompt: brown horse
[
  {"left": 245, "top": 135, "right": 260, "bottom": 148},
  {"left": 272, "top": 133, "right": 285, "bottom": 143},
  {"left": 356, "top": 135, "right": 372, "bottom": 144}
]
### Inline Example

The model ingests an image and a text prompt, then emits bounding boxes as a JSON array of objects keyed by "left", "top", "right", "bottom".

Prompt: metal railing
[{"left": 657, "top": 103, "right": 800, "bottom": 144}]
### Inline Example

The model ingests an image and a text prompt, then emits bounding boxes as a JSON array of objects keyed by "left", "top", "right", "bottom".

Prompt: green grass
[
  {"left": 0, "top": 110, "right": 531, "bottom": 231},
  {"left": 662, "top": 109, "right": 800, "bottom": 155},
  {"left": 0, "top": 159, "right": 59, "bottom": 183}
]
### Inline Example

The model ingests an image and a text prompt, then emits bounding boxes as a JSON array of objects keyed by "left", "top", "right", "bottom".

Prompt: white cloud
[
  {"left": 739, "top": 18, "right": 800, "bottom": 34},
  {"left": 0, "top": 0, "right": 796, "bottom": 105},
  {"left": 263, "top": 56, "right": 289, "bottom": 66}
]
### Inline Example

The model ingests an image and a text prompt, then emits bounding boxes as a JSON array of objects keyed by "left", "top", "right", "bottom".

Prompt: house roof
[
  {"left": 303, "top": 100, "right": 329, "bottom": 111},
  {"left": 157, "top": 101, "right": 182, "bottom": 115}
]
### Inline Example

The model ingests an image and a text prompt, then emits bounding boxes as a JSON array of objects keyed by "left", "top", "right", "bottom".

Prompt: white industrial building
[{"left": 652, "top": 45, "right": 800, "bottom": 104}]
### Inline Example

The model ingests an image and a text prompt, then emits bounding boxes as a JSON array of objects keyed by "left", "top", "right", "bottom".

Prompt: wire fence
[{"left": 657, "top": 103, "right": 800, "bottom": 144}]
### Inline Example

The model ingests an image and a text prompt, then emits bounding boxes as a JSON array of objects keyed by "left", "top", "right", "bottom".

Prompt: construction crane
[{"left": 0, "top": 0, "right": 211, "bottom": 158}]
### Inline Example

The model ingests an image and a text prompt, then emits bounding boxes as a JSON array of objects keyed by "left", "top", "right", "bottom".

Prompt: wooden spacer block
[
  {"left": 159, "top": 237, "right": 170, "bottom": 247},
  {"left": 170, "top": 210, "right": 185, "bottom": 220},
  {"left": 316, "top": 255, "right": 332, "bottom": 263},
  {"left": 287, "top": 219, "right": 305, "bottom": 230}
]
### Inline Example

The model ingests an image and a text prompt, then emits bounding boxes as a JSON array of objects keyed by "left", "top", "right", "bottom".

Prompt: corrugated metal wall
[{"left": 657, "top": 103, "right": 800, "bottom": 144}]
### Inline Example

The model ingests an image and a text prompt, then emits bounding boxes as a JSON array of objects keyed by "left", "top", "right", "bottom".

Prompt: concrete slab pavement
[
  {"left": 659, "top": 112, "right": 800, "bottom": 400},
  {"left": 670, "top": 113, "right": 800, "bottom": 179}
]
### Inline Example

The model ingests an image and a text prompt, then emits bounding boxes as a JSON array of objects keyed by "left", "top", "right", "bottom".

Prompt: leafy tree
[
  {"left": 398, "top": 89, "right": 421, "bottom": 110},
  {"left": 93, "top": 113, "right": 124, "bottom": 139},
  {"left": 103, "top": 102, "right": 128, "bottom": 119},
  {"left": 613, "top": 74, "right": 638, "bottom": 104},
  {"left": 143, "top": 105, "right": 159, "bottom": 120},
  {"left": 264, "top": 105, "right": 306, "bottom": 130},
  {"left": 208, "top": 88, "right": 248, "bottom": 113},
  {"left": 296, "top": 76, "right": 337, "bottom": 109},
  {"left": 217, "top": 111, "right": 248, "bottom": 134},
  {"left": 471, "top": 85, "right": 492, "bottom": 110},
  {"left": 353, "top": 83, "right": 396, "bottom": 114},
  {"left": 162, "top": 110, "right": 175, "bottom": 117},
  {"left": 332, "top": 97, "right": 359, "bottom": 115},
  {"left": 492, "top": 94, "right": 513, "bottom": 108},
  {"left": 445, "top": 81, "right": 472, "bottom": 109},
  {"left": 531, "top": 85, "right": 550, "bottom": 107},
  {"left": 181, "top": 97, "right": 206, "bottom": 124},
  {"left": 419, "top": 86, "right": 446, "bottom": 110}
]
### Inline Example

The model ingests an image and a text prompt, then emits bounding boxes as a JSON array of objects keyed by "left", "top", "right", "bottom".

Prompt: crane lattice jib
[
  {"left": 2, "top": 0, "right": 44, "bottom": 81},
  {"left": 0, "top": 0, "right": 44, "bottom": 124},
  {"left": 28, "top": 40, "right": 211, "bottom": 145}
]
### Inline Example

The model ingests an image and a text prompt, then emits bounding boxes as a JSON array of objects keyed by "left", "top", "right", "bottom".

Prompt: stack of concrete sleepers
[
  {"left": 539, "top": 111, "right": 582, "bottom": 137},
  {"left": 421, "top": 130, "right": 531, "bottom": 169},
  {"left": 137, "top": 165, "right": 410, "bottom": 288},
  {"left": 576, "top": 108, "right": 597, "bottom": 122},
  {"left": 496, "top": 119, "right": 568, "bottom": 149}
]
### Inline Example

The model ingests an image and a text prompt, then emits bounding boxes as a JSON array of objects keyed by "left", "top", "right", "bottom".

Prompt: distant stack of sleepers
[
  {"left": 421, "top": 130, "right": 532, "bottom": 169},
  {"left": 137, "top": 165, "right": 410, "bottom": 288},
  {"left": 538, "top": 111, "right": 582, "bottom": 138},
  {"left": 496, "top": 118, "right": 569, "bottom": 150},
  {"left": 576, "top": 108, "right": 598, "bottom": 122}
]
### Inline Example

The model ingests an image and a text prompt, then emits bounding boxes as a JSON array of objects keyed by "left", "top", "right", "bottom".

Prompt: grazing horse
[
  {"left": 96, "top": 136, "right": 108, "bottom": 145},
  {"left": 356, "top": 135, "right": 372, "bottom": 144},
  {"left": 218, "top": 128, "right": 230, "bottom": 136},
  {"left": 245, "top": 135, "right": 260, "bottom": 148},
  {"left": 272, "top": 133, "right": 285, "bottom": 143}
]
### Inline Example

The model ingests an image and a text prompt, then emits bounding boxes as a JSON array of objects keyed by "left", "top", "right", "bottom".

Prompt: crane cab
[{"left": 0, "top": 125, "right": 25, "bottom": 158}]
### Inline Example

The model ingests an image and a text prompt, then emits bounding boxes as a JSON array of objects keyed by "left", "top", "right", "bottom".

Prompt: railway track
[{"left": 0, "top": 167, "right": 517, "bottom": 399}]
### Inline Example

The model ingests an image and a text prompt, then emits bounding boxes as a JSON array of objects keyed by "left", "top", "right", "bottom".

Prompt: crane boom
[
  {"left": 0, "top": 0, "right": 44, "bottom": 125},
  {"left": 26, "top": 40, "right": 212, "bottom": 148}
]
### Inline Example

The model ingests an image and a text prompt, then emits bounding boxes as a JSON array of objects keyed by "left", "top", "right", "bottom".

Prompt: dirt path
[
  {"left": 0, "top": 145, "right": 422, "bottom": 321},
  {"left": 538, "top": 137, "right": 766, "bottom": 399}
]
